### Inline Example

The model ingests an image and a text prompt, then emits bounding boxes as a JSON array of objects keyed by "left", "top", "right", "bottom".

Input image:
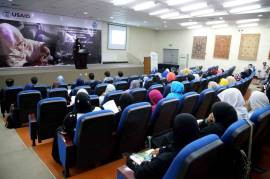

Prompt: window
[{"left": 108, "top": 24, "right": 127, "bottom": 50}]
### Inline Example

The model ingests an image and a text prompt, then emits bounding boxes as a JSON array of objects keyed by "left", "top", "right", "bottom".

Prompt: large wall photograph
[{"left": 0, "top": 19, "right": 101, "bottom": 67}]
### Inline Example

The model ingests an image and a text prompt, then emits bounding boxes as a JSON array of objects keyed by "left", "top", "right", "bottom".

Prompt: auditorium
[{"left": 1, "top": 0, "right": 270, "bottom": 178}]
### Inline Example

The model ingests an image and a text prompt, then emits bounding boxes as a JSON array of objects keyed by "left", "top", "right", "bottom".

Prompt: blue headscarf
[
  {"left": 166, "top": 81, "right": 184, "bottom": 100},
  {"left": 162, "top": 69, "right": 170, "bottom": 78},
  {"left": 24, "top": 83, "right": 34, "bottom": 90},
  {"left": 57, "top": 75, "right": 65, "bottom": 84},
  {"left": 75, "top": 77, "right": 84, "bottom": 86}
]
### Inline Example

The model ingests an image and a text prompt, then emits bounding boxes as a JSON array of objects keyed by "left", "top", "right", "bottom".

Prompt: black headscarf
[
  {"left": 172, "top": 113, "right": 200, "bottom": 148},
  {"left": 212, "top": 102, "right": 238, "bottom": 128},
  {"left": 75, "top": 92, "right": 93, "bottom": 113},
  {"left": 119, "top": 93, "right": 134, "bottom": 110}
]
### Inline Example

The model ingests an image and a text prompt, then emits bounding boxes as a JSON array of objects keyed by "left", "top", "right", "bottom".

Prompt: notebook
[
  {"left": 102, "top": 100, "right": 119, "bottom": 114},
  {"left": 129, "top": 149, "right": 154, "bottom": 165}
]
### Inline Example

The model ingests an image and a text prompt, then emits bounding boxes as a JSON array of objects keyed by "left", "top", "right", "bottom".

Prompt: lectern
[{"left": 74, "top": 49, "right": 88, "bottom": 69}]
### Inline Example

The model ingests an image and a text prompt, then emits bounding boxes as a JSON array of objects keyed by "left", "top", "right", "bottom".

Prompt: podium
[{"left": 74, "top": 49, "right": 88, "bottom": 69}]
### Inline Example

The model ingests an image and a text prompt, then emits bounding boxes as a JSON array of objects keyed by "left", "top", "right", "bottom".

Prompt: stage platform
[{"left": 0, "top": 63, "right": 144, "bottom": 88}]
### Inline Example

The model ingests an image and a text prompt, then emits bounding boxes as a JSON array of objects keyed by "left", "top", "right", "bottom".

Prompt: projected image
[
  {"left": 0, "top": 19, "right": 101, "bottom": 67},
  {"left": 108, "top": 24, "right": 127, "bottom": 50}
]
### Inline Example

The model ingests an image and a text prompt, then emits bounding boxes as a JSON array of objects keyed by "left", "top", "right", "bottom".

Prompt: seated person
[
  {"left": 149, "top": 89, "right": 163, "bottom": 112},
  {"left": 127, "top": 80, "right": 141, "bottom": 92},
  {"left": 166, "top": 81, "right": 184, "bottom": 100},
  {"left": 219, "top": 78, "right": 229, "bottom": 86},
  {"left": 166, "top": 72, "right": 176, "bottom": 83},
  {"left": 114, "top": 71, "right": 124, "bottom": 82},
  {"left": 24, "top": 76, "right": 38, "bottom": 90},
  {"left": 56, "top": 75, "right": 65, "bottom": 85},
  {"left": 74, "top": 77, "right": 84, "bottom": 87},
  {"left": 193, "top": 74, "right": 200, "bottom": 81},
  {"left": 103, "top": 71, "right": 114, "bottom": 83},
  {"left": 246, "top": 91, "right": 269, "bottom": 118},
  {"left": 51, "top": 81, "right": 60, "bottom": 89},
  {"left": 162, "top": 69, "right": 170, "bottom": 78},
  {"left": 0, "top": 78, "right": 15, "bottom": 117},
  {"left": 151, "top": 75, "right": 160, "bottom": 85},
  {"left": 218, "top": 88, "right": 248, "bottom": 120},
  {"left": 187, "top": 74, "right": 195, "bottom": 81},
  {"left": 132, "top": 113, "right": 200, "bottom": 179},
  {"left": 87, "top": 72, "right": 99, "bottom": 90},
  {"left": 240, "top": 67, "right": 252, "bottom": 79},
  {"left": 226, "top": 76, "right": 236, "bottom": 86},
  {"left": 208, "top": 81, "right": 219, "bottom": 90},
  {"left": 199, "top": 102, "right": 238, "bottom": 137},
  {"left": 99, "top": 84, "right": 116, "bottom": 105}
]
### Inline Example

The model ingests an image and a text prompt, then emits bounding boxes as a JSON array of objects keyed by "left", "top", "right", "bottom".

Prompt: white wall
[{"left": 155, "top": 25, "right": 270, "bottom": 73}]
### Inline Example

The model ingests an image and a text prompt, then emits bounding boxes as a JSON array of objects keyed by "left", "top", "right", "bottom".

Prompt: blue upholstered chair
[
  {"left": 182, "top": 81, "right": 192, "bottom": 93},
  {"left": 95, "top": 83, "right": 108, "bottom": 96},
  {"left": 191, "top": 79, "right": 200, "bottom": 92},
  {"left": 163, "top": 134, "right": 224, "bottom": 179},
  {"left": 33, "top": 84, "right": 49, "bottom": 99},
  {"left": 197, "top": 78, "right": 208, "bottom": 93},
  {"left": 148, "top": 84, "right": 164, "bottom": 94},
  {"left": 117, "top": 102, "right": 151, "bottom": 153},
  {"left": 71, "top": 85, "right": 91, "bottom": 96},
  {"left": 58, "top": 110, "right": 115, "bottom": 177},
  {"left": 195, "top": 88, "right": 216, "bottom": 119},
  {"left": 29, "top": 97, "right": 67, "bottom": 146},
  {"left": 48, "top": 88, "right": 68, "bottom": 100},
  {"left": 129, "top": 88, "right": 147, "bottom": 103},
  {"left": 102, "top": 90, "right": 125, "bottom": 106},
  {"left": 114, "top": 81, "right": 129, "bottom": 91},
  {"left": 2, "top": 86, "right": 23, "bottom": 114},
  {"left": 178, "top": 92, "right": 199, "bottom": 114},
  {"left": 150, "top": 98, "right": 180, "bottom": 136}
]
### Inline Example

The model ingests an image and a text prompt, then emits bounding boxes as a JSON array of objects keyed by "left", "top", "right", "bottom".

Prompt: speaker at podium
[{"left": 74, "top": 49, "right": 89, "bottom": 69}]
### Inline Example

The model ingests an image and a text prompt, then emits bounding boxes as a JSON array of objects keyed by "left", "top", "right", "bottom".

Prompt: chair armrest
[
  {"left": 57, "top": 132, "right": 75, "bottom": 168},
  {"left": 29, "top": 113, "right": 37, "bottom": 141},
  {"left": 117, "top": 165, "right": 135, "bottom": 179}
]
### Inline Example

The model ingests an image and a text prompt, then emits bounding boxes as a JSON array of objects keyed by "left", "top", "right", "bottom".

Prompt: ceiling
[{"left": 1, "top": 0, "right": 270, "bottom": 30}]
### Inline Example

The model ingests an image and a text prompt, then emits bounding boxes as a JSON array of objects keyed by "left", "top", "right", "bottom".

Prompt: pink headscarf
[{"left": 149, "top": 89, "right": 163, "bottom": 112}]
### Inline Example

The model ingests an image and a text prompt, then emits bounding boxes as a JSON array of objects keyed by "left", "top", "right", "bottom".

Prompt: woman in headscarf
[
  {"left": 226, "top": 76, "right": 236, "bottom": 86},
  {"left": 99, "top": 84, "right": 116, "bottom": 105},
  {"left": 208, "top": 81, "right": 219, "bottom": 89},
  {"left": 75, "top": 77, "right": 84, "bottom": 87},
  {"left": 166, "top": 72, "right": 176, "bottom": 83},
  {"left": 133, "top": 113, "right": 200, "bottom": 179},
  {"left": 200, "top": 102, "right": 238, "bottom": 137},
  {"left": 247, "top": 91, "right": 269, "bottom": 118},
  {"left": 163, "top": 72, "right": 176, "bottom": 97},
  {"left": 128, "top": 80, "right": 141, "bottom": 91},
  {"left": 166, "top": 81, "right": 184, "bottom": 100},
  {"left": 193, "top": 74, "right": 200, "bottom": 81},
  {"left": 56, "top": 75, "right": 65, "bottom": 85},
  {"left": 218, "top": 88, "right": 248, "bottom": 120},
  {"left": 149, "top": 89, "right": 163, "bottom": 112},
  {"left": 219, "top": 78, "right": 229, "bottom": 86},
  {"left": 162, "top": 68, "right": 170, "bottom": 78}
]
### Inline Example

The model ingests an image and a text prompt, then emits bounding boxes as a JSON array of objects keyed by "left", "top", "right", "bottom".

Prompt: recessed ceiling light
[
  {"left": 110, "top": 16, "right": 114, "bottom": 19},
  {"left": 166, "top": 0, "right": 195, "bottom": 6},
  {"left": 180, "top": 21, "right": 198, "bottom": 26},
  {"left": 236, "top": 18, "right": 260, "bottom": 24},
  {"left": 133, "top": 1, "right": 157, "bottom": 11},
  {"left": 163, "top": 21, "right": 167, "bottom": 23},
  {"left": 8, "top": 0, "right": 13, "bottom": 2},
  {"left": 223, "top": 0, "right": 259, "bottom": 8},
  {"left": 258, "top": 14, "right": 263, "bottom": 17},
  {"left": 212, "top": 24, "right": 228, "bottom": 29},
  {"left": 237, "top": 23, "right": 258, "bottom": 28},
  {"left": 164, "top": 25, "right": 168, "bottom": 28},
  {"left": 160, "top": 12, "right": 180, "bottom": 19},
  {"left": 144, "top": 21, "right": 148, "bottom": 23},
  {"left": 112, "top": 0, "right": 135, "bottom": 6},
  {"left": 83, "top": 12, "right": 88, "bottom": 15},
  {"left": 219, "top": 17, "right": 224, "bottom": 20},
  {"left": 205, "top": 20, "right": 225, "bottom": 25},
  {"left": 190, "top": 8, "right": 215, "bottom": 16},
  {"left": 229, "top": 4, "right": 262, "bottom": 13},
  {"left": 187, "top": 25, "right": 202, "bottom": 29},
  {"left": 149, "top": 9, "right": 170, "bottom": 16},
  {"left": 167, "top": 15, "right": 191, "bottom": 19},
  {"left": 180, "top": 2, "right": 208, "bottom": 12}
]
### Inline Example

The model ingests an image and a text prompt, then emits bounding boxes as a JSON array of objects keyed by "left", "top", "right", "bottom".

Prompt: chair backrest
[
  {"left": 163, "top": 134, "right": 224, "bottom": 179},
  {"left": 34, "top": 85, "right": 49, "bottom": 99},
  {"left": 195, "top": 89, "right": 215, "bottom": 119},
  {"left": 72, "top": 85, "right": 91, "bottom": 96},
  {"left": 215, "top": 86, "right": 227, "bottom": 94},
  {"left": 37, "top": 97, "right": 67, "bottom": 140},
  {"left": 95, "top": 83, "right": 108, "bottom": 96},
  {"left": 128, "top": 75, "right": 140, "bottom": 85},
  {"left": 114, "top": 81, "right": 129, "bottom": 91},
  {"left": 182, "top": 81, "right": 192, "bottom": 93},
  {"left": 163, "top": 83, "right": 171, "bottom": 97},
  {"left": 191, "top": 80, "right": 200, "bottom": 92},
  {"left": 48, "top": 88, "right": 68, "bottom": 100},
  {"left": 144, "top": 80, "right": 153, "bottom": 89},
  {"left": 249, "top": 105, "right": 270, "bottom": 144},
  {"left": 89, "top": 95, "right": 100, "bottom": 107},
  {"left": 221, "top": 119, "right": 251, "bottom": 150},
  {"left": 58, "top": 84, "right": 68, "bottom": 89},
  {"left": 148, "top": 84, "right": 164, "bottom": 94},
  {"left": 117, "top": 102, "right": 152, "bottom": 153},
  {"left": 129, "top": 88, "right": 147, "bottom": 103},
  {"left": 102, "top": 90, "right": 124, "bottom": 106},
  {"left": 198, "top": 78, "right": 208, "bottom": 93},
  {"left": 74, "top": 110, "right": 115, "bottom": 168},
  {"left": 178, "top": 92, "right": 199, "bottom": 114},
  {"left": 4, "top": 86, "right": 23, "bottom": 111},
  {"left": 176, "top": 75, "right": 187, "bottom": 82}
]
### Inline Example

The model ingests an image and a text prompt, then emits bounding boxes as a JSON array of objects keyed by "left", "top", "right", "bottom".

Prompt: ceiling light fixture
[
  {"left": 149, "top": 9, "right": 170, "bottom": 16},
  {"left": 180, "top": 21, "right": 198, "bottom": 26},
  {"left": 112, "top": 0, "right": 135, "bottom": 6},
  {"left": 167, "top": 14, "right": 191, "bottom": 19},
  {"left": 166, "top": 0, "right": 195, "bottom": 6},
  {"left": 258, "top": 14, "right": 263, "bottom": 17},
  {"left": 180, "top": 2, "right": 208, "bottom": 12},
  {"left": 190, "top": 8, "right": 215, "bottom": 16},
  {"left": 206, "top": 20, "right": 225, "bottom": 25},
  {"left": 223, "top": 0, "right": 260, "bottom": 8},
  {"left": 160, "top": 12, "right": 180, "bottom": 19},
  {"left": 212, "top": 24, "right": 228, "bottom": 28},
  {"left": 229, "top": 4, "right": 262, "bottom": 13},
  {"left": 236, "top": 18, "right": 260, "bottom": 24},
  {"left": 133, "top": 1, "right": 157, "bottom": 11},
  {"left": 187, "top": 25, "right": 202, "bottom": 29},
  {"left": 237, "top": 23, "right": 258, "bottom": 27},
  {"left": 83, "top": 12, "right": 88, "bottom": 15}
]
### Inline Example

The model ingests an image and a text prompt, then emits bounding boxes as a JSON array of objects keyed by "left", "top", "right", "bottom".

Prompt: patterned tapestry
[
  {"left": 191, "top": 36, "right": 207, "bottom": 59},
  {"left": 238, "top": 34, "right": 260, "bottom": 60},
  {"left": 213, "top": 35, "right": 231, "bottom": 59}
]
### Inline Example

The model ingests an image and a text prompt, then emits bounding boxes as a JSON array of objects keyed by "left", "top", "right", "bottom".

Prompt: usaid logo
[
  {"left": 2, "top": 10, "right": 31, "bottom": 19},
  {"left": 92, "top": 21, "right": 97, "bottom": 29}
]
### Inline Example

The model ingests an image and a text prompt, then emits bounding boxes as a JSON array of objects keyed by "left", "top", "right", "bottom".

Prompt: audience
[
  {"left": 104, "top": 71, "right": 114, "bottom": 83},
  {"left": 166, "top": 72, "right": 176, "bottom": 83},
  {"left": 75, "top": 77, "right": 84, "bottom": 87},
  {"left": 149, "top": 89, "right": 163, "bottom": 112},
  {"left": 166, "top": 81, "right": 184, "bottom": 100},
  {"left": 247, "top": 91, "right": 269, "bottom": 118},
  {"left": 163, "top": 72, "right": 176, "bottom": 97},
  {"left": 133, "top": 113, "right": 199, "bottom": 179},
  {"left": 0, "top": 78, "right": 15, "bottom": 117},
  {"left": 187, "top": 74, "right": 195, "bottom": 81},
  {"left": 99, "top": 84, "right": 116, "bottom": 105},
  {"left": 219, "top": 78, "right": 229, "bottom": 86},
  {"left": 208, "top": 81, "right": 219, "bottom": 90},
  {"left": 115, "top": 71, "right": 124, "bottom": 81},
  {"left": 56, "top": 75, "right": 65, "bottom": 85},
  {"left": 129, "top": 80, "right": 141, "bottom": 90},
  {"left": 226, "top": 76, "right": 236, "bottom": 86},
  {"left": 193, "top": 74, "right": 200, "bottom": 81},
  {"left": 24, "top": 76, "right": 38, "bottom": 90},
  {"left": 87, "top": 72, "right": 99, "bottom": 90},
  {"left": 152, "top": 75, "right": 160, "bottom": 85},
  {"left": 199, "top": 102, "right": 238, "bottom": 137},
  {"left": 162, "top": 69, "right": 170, "bottom": 78},
  {"left": 51, "top": 81, "right": 60, "bottom": 89},
  {"left": 218, "top": 88, "right": 248, "bottom": 120}
]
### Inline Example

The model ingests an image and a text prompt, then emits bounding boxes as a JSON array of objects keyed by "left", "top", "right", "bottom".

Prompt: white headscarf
[
  {"left": 193, "top": 74, "right": 200, "bottom": 81},
  {"left": 76, "top": 88, "right": 88, "bottom": 95},
  {"left": 218, "top": 88, "right": 248, "bottom": 120},
  {"left": 249, "top": 91, "right": 269, "bottom": 112},
  {"left": 104, "top": 84, "right": 116, "bottom": 95}
]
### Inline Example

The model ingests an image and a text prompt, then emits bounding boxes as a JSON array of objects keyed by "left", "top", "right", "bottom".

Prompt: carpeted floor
[{"left": 16, "top": 126, "right": 125, "bottom": 179}]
